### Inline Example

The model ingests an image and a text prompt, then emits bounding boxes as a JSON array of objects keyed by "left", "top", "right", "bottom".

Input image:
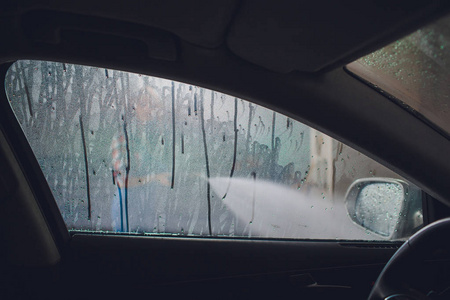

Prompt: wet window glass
[
  {"left": 347, "top": 14, "right": 450, "bottom": 135},
  {"left": 5, "top": 60, "right": 423, "bottom": 240}
]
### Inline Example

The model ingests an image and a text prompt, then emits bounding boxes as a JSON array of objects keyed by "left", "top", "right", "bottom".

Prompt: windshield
[{"left": 347, "top": 14, "right": 450, "bottom": 135}]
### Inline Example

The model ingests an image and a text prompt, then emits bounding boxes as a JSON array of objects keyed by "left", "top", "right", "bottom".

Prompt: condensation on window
[
  {"left": 5, "top": 60, "right": 422, "bottom": 240},
  {"left": 347, "top": 13, "right": 450, "bottom": 135}
]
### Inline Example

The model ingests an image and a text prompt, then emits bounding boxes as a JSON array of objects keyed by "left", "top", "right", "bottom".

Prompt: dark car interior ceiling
[{"left": 3, "top": 0, "right": 450, "bottom": 71}]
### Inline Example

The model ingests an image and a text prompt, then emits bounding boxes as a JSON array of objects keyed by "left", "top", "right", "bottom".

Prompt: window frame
[{"left": 1, "top": 60, "right": 439, "bottom": 246}]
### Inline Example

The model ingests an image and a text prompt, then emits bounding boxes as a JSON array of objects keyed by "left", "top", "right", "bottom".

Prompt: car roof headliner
[
  {"left": 3, "top": 0, "right": 450, "bottom": 72},
  {"left": 1, "top": 0, "right": 450, "bottom": 206}
]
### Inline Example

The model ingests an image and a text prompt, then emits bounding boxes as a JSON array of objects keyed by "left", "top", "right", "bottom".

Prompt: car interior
[{"left": 1, "top": 1, "right": 450, "bottom": 299}]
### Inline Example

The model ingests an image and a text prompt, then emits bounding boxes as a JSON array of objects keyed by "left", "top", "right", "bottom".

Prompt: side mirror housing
[{"left": 345, "top": 178, "right": 423, "bottom": 240}]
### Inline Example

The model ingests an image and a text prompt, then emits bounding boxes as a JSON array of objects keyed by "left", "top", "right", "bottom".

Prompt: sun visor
[{"left": 15, "top": 0, "right": 239, "bottom": 48}]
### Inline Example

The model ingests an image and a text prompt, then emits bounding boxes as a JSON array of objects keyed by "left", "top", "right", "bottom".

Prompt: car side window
[{"left": 5, "top": 60, "right": 423, "bottom": 240}]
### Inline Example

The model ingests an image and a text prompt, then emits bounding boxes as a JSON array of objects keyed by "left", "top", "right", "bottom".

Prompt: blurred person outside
[{"left": 111, "top": 86, "right": 170, "bottom": 232}]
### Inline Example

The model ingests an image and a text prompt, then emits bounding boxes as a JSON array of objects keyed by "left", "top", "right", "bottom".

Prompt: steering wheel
[{"left": 368, "top": 218, "right": 450, "bottom": 300}]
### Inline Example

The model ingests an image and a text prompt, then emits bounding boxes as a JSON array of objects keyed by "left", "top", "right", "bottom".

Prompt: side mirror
[{"left": 345, "top": 178, "right": 423, "bottom": 240}]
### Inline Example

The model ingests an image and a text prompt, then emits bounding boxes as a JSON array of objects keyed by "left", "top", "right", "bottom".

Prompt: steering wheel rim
[{"left": 368, "top": 218, "right": 450, "bottom": 300}]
